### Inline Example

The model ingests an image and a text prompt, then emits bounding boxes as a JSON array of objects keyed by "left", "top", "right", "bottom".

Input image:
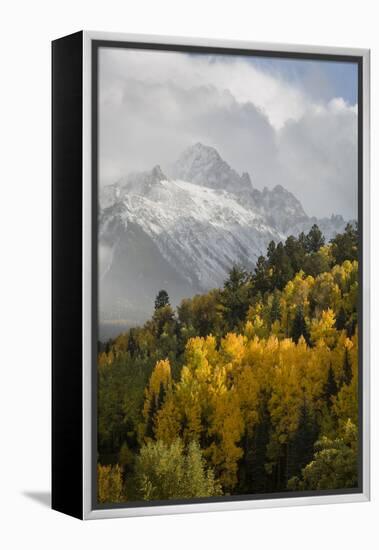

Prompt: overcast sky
[{"left": 99, "top": 47, "right": 358, "bottom": 219}]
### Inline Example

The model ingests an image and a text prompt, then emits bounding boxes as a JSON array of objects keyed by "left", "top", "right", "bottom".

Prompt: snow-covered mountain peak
[
  {"left": 98, "top": 144, "right": 349, "bottom": 335},
  {"left": 177, "top": 142, "right": 222, "bottom": 165},
  {"left": 171, "top": 142, "right": 253, "bottom": 194},
  {"left": 150, "top": 165, "right": 166, "bottom": 182},
  {"left": 257, "top": 184, "right": 307, "bottom": 231},
  {"left": 121, "top": 164, "right": 168, "bottom": 190},
  {"left": 100, "top": 165, "right": 168, "bottom": 209}
]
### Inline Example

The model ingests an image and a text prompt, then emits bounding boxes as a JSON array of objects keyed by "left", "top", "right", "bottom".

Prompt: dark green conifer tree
[
  {"left": 127, "top": 328, "right": 138, "bottom": 357},
  {"left": 330, "top": 222, "right": 358, "bottom": 265},
  {"left": 154, "top": 289, "right": 170, "bottom": 310},
  {"left": 238, "top": 395, "right": 271, "bottom": 494},
  {"left": 323, "top": 365, "right": 338, "bottom": 407},
  {"left": 284, "top": 235, "right": 306, "bottom": 273},
  {"left": 253, "top": 255, "right": 271, "bottom": 294},
  {"left": 291, "top": 305, "right": 310, "bottom": 344},
  {"left": 341, "top": 348, "right": 353, "bottom": 386},
  {"left": 336, "top": 306, "right": 348, "bottom": 331},
  {"left": 220, "top": 265, "right": 251, "bottom": 330},
  {"left": 270, "top": 291, "right": 282, "bottom": 325},
  {"left": 267, "top": 242, "right": 294, "bottom": 291},
  {"left": 145, "top": 382, "right": 166, "bottom": 439},
  {"left": 287, "top": 401, "right": 318, "bottom": 482},
  {"left": 250, "top": 398, "right": 271, "bottom": 493},
  {"left": 305, "top": 224, "right": 325, "bottom": 253}
]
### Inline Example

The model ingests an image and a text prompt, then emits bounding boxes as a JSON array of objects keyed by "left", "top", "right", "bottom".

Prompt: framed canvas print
[{"left": 52, "top": 31, "right": 370, "bottom": 519}]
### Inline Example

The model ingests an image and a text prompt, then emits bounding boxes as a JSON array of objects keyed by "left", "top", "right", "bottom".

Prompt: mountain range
[{"left": 98, "top": 143, "right": 348, "bottom": 339}]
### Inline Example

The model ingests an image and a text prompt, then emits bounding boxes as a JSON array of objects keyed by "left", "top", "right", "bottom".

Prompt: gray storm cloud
[{"left": 98, "top": 48, "right": 358, "bottom": 219}]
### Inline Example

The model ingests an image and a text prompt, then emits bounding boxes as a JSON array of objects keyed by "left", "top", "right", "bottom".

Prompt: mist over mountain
[
  {"left": 99, "top": 143, "right": 349, "bottom": 339},
  {"left": 170, "top": 142, "right": 253, "bottom": 194}
]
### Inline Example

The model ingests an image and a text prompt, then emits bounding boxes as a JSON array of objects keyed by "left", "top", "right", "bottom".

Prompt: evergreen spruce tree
[
  {"left": 323, "top": 365, "right": 338, "bottom": 407},
  {"left": 287, "top": 401, "right": 318, "bottom": 483},
  {"left": 291, "top": 305, "right": 310, "bottom": 344},
  {"left": 305, "top": 224, "right": 325, "bottom": 253},
  {"left": 346, "top": 316, "right": 357, "bottom": 338},
  {"left": 284, "top": 234, "right": 306, "bottom": 273},
  {"left": 330, "top": 222, "right": 358, "bottom": 264},
  {"left": 270, "top": 291, "right": 282, "bottom": 325},
  {"left": 253, "top": 255, "right": 271, "bottom": 294},
  {"left": 268, "top": 242, "right": 294, "bottom": 290},
  {"left": 250, "top": 398, "right": 271, "bottom": 493},
  {"left": 341, "top": 348, "right": 353, "bottom": 386},
  {"left": 298, "top": 231, "right": 307, "bottom": 251},
  {"left": 238, "top": 396, "right": 271, "bottom": 494},
  {"left": 153, "top": 305, "right": 175, "bottom": 338},
  {"left": 335, "top": 306, "right": 348, "bottom": 331},
  {"left": 127, "top": 328, "right": 138, "bottom": 357},
  {"left": 267, "top": 240, "right": 276, "bottom": 261},
  {"left": 145, "top": 382, "right": 166, "bottom": 439},
  {"left": 154, "top": 289, "right": 170, "bottom": 310},
  {"left": 220, "top": 265, "right": 251, "bottom": 330}
]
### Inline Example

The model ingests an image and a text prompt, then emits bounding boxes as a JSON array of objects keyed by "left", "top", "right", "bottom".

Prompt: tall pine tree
[
  {"left": 305, "top": 224, "right": 325, "bottom": 253},
  {"left": 270, "top": 291, "right": 282, "bottom": 325},
  {"left": 291, "top": 305, "right": 310, "bottom": 344},
  {"left": 341, "top": 348, "right": 353, "bottom": 386},
  {"left": 323, "top": 365, "right": 338, "bottom": 407},
  {"left": 155, "top": 289, "right": 170, "bottom": 310},
  {"left": 287, "top": 400, "right": 318, "bottom": 483}
]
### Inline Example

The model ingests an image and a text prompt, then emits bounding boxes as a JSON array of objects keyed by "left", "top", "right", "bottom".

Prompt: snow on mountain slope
[
  {"left": 101, "top": 174, "right": 280, "bottom": 289},
  {"left": 170, "top": 142, "right": 253, "bottom": 194},
  {"left": 98, "top": 143, "right": 348, "bottom": 335}
]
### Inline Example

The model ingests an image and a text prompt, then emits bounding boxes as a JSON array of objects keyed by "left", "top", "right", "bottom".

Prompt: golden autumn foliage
[
  {"left": 97, "top": 464, "right": 123, "bottom": 503},
  {"left": 143, "top": 358, "right": 172, "bottom": 415},
  {"left": 149, "top": 326, "right": 358, "bottom": 492},
  {"left": 97, "top": 228, "right": 359, "bottom": 502},
  {"left": 142, "top": 358, "right": 172, "bottom": 442}
]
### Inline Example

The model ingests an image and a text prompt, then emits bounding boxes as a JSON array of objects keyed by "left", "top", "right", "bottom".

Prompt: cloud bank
[{"left": 99, "top": 48, "right": 358, "bottom": 219}]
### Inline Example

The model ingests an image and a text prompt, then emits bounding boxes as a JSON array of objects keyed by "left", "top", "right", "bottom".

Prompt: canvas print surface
[{"left": 96, "top": 46, "right": 360, "bottom": 505}]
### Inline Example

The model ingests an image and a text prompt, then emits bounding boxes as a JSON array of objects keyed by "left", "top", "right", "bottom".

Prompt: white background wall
[{"left": 1, "top": 0, "right": 377, "bottom": 547}]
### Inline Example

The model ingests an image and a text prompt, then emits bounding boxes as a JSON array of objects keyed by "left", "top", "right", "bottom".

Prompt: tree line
[{"left": 97, "top": 223, "right": 359, "bottom": 503}]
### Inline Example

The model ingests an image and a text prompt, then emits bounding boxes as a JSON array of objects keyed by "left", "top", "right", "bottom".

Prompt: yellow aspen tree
[
  {"left": 97, "top": 464, "right": 123, "bottom": 503},
  {"left": 207, "top": 389, "right": 244, "bottom": 490},
  {"left": 172, "top": 336, "right": 220, "bottom": 444},
  {"left": 268, "top": 339, "right": 304, "bottom": 444},
  {"left": 282, "top": 271, "right": 314, "bottom": 324},
  {"left": 310, "top": 272, "right": 341, "bottom": 317},
  {"left": 310, "top": 308, "right": 338, "bottom": 348},
  {"left": 154, "top": 393, "right": 181, "bottom": 444},
  {"left": 333, "top": 333, "right": 358, "bottom": 428},
  {"left": 97, "top": 351, "right": 109, "bottom": 368},
  {"left": 142, "top": 358, "right": 172, "bottom": 441},
  {"left": 332, "top": 260, "right": 358, "bottom": 294}
]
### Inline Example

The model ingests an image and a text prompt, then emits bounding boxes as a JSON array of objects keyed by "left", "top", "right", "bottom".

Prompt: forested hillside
[{"left": 97, "top": 223, "right": 359, "bottom": 503}]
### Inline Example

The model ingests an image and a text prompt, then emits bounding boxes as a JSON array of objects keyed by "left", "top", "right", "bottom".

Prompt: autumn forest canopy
[{"left": 97, "top": 223, "right": 359, "bottom": 504}]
